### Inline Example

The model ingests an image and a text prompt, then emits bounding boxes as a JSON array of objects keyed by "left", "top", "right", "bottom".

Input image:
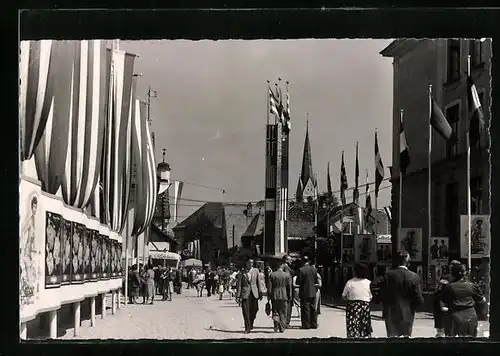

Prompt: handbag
[{"left": 265, "top": 301, "right": 271, "bottom": 316}]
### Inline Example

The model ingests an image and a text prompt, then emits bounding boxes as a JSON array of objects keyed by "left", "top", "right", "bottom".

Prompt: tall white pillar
[
  {"left": 48, "top": 310, "right": 58, "bottom": 339},
  {"left": 20, "top": 322, "right": 27, "bottom": 340},
  {"left": 101, "top": 294, "right": 107, "bottom": 319},
  {"left": 73, "top": 302, "right": 81, "bottom": 336},
  {"left": 111, "top": 291, "right": 116, "bottom": 315},
  {"left": 90, "top": 296, "right": 96, "bottom": 327},
  {"left": 117, "top": 289, "right": 122, "bottom": 309}
]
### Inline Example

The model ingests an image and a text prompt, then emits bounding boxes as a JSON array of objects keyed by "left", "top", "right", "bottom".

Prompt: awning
[
  {"left": 149, "top": 250, "right": 181, "bottom": 260},
  {"left": 183, "top": 258, "right": 203, "bottom": 267},
  {"left": 377, "top": 234, "right": 392, "bottom": 244}
]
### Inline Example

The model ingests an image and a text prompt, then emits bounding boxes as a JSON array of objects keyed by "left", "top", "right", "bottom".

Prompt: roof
[
  {"left": 379, "top": 39, "right": 422, "bottom": 58},
  {"left": 150, "top": 223, "right": 178, "bottom": 245},
  {"left": 242, "top": 208, "right": 265, "bottom": 237}
]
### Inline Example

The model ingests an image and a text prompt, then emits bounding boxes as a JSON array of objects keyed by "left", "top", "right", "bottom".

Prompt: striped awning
[{"left": 149, "top": 250, "right": 181, "bottom": 260}]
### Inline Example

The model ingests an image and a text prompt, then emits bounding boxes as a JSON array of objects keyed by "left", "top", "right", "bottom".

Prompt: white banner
[
  {"left": 460, "top": 215, "right": 490, "bottom": 258},
  {"left": 398, "top": 228, "right": 423, "bottom": 262}
]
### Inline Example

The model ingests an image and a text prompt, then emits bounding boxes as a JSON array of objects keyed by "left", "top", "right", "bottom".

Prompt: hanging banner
[
  {"left": 60, "top": 219, "right": 73, "bottom": 285},
  {"left": 460, "top": 215, "right": 490, "bottom": 258},
  {"left": 45, "top": 212, "right": 63, "bottom": 288},
  {"left": 354, "top": 234, "right": 377, "bottom": 263},
  {"left": 398, "top": 228, "right": 423, "bottom": 262},
  {"left": 90, "top": 230, "right": 99, "bottom": 281},
  {"left": 71, "top": 223, "right": 86, "bottom": 283}
]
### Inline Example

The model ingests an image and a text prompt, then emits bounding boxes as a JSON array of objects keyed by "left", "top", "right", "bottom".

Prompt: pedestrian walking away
[
  {"left": 236, "top": 258, "right": 262, "bottom": 333},
  {"left": 342, "top": 263, "right": 373, "bottom": 338},
  {"left": 268, "top": 260, "right": 292, "bottom": 333},
  {"left": 281, "top": 254, "right": 295, "bottom": 327},
  {"left": 375, "top": 251, "right": 424, "bottom": 337},
  {"left": 296, "top": 256, "right": 319, "bottom": 329}
]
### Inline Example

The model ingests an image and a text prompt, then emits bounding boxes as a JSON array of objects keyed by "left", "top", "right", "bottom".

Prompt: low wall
[{"left": 20, "top": 176, "right": 123, "bottom": 324}]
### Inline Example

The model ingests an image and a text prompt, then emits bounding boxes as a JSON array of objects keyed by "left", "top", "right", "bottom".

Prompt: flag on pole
[
  {"left": 173, "top": 180, "right": 184, "bottom": 223},
  {"left": 340, "top": 151, "right": 348, "bottom": 206},
  {"left": 375, "top": 132, "right": 384, "bottom": 198},
  {"left": 353, "top": 142, "right": 360, "bottom": 205},
  {"left": 269, "top": 86, "right": 279, "bottom": 118},
  {"left": 365, "top": 169, "right": 372, "bottom": 228},
  {"left": 431, "top": 98, "right": 454, "bottom": 141},
  {"left": 467, "top": 76, "right": 485, "bottom": 147},
  {"left": 327, "top": 162, "right": 333, "bottom": 202},
  {"left": 384, "top": 206, "right": 392, "bottom": 222},
  {"left": 284, "top": 82, "right": 292, "bottom": 130},
  {"left": 400, "top": 114, "right": 410, "bottom": 175}
]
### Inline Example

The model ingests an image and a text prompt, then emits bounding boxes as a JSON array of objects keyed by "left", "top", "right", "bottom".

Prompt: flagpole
[
  {"left": 264, "top": 81, "right": 270, "bottom": 256},
  {"left": 124, "top": 211, "right": 129, "bottom": 305},
  {"left": 399, "top": 110, "right": 404, "bottom": 231},
  {"left": 467, "top": 56, "right": 472, "bottom": 274},
  {"left": 428, "top": 85, "right": 433, "bottom": 281},
  {"left": 374, "top": 130, "right": 378, "bottom": 237}
]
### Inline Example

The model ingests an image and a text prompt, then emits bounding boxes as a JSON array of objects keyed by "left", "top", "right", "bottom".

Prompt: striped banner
[
  {"left": 173, "top": 181, "right": 184, "bottom": 223},
  {"left": 143, "top": 122, "right": 158, "bottom": 233},
  {"left": 131, "top": 100, "right": 148, "bottom": 235},
  {"left": 61, "top": 40, "right": 110, "bottom": 209},
  {"left": 19, "top": 40, "right": 54, "bottom": 162},
  {"left": 102, "top": 49, "right": 136, "bottom": 232},
  {"left": 34, "top": 41, "right": 76, "bottom": 194}
]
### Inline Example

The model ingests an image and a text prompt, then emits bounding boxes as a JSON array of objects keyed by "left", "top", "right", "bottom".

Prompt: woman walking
[
  {"left": 433, "top": 276, "right": 450, "bottom": 337},
  {"left": 144, "top": 264, "right": 156, "bottom": 304},
  {"left": 439, "top": 261, "right": 487, "bottom": 337},
  {"left": 342, "top": 263, "right": 373, "bottom": 338}
]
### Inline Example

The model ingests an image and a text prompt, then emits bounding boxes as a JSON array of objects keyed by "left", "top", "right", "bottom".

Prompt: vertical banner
[
  {"left": 45, "top": 212, "right": 62, "bottom": 288},
  {"left": 20, "top": 182, "right": 42, "bottom": 308},
  {"left": 71, "top": 223, "right": 85, "bottom": 283},
  {"left": 90, "top": 230, "right": 99, "bottom": 281},
  {"left": 98, "top": 234, "right": 106, "bottom": 279},
  {"left": 60, "top": 219, "right": 73, "bottom": 284},
  {"left": 354, "top": 234, "right": 377, "bottom": 263},
  {"left": 460, "top": 215, "right": 490, "bottom": 258},
  {"left": 398, "top": 228, "right": 423, "bottom": 262},
  {"left": 82, "top": 227, "right": 91, "bottom": 281}
]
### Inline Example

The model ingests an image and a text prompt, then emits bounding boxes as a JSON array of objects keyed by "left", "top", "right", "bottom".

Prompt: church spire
[{"left": 296, "top": 115, "right": 316, "bottom": 202}]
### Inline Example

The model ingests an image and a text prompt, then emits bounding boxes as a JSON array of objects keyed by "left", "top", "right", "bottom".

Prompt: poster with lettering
[
  {"left": 97, "top": 234, "right": 105, "bottom": 279},
  {"left": 82, "top": 227, "right": 91, "bottom": 281},
  {"left": 71, "top": 223, "right": 85, "bottom": 283},
  {"left": 398, "top": 228, "right": 423, "bottom": 262},
  {"left": 460, "top": 215, "right": 490, "bottom": 258},
  {"left": 354, "top": 234, "right": 377, "bottom": 263},
  {"left": 45, "top": 212, "right": 62, "bottom": 288},
  {"left": 60, "top": 219, "right": 73, "bottom": 284},
  {"left": 117, "top": 242, "right": 123, "bottom": 277},
  {"left": 90, "top": 230, "right": 99, "bottom": 281},
  {"left": 111, "top": 240, "right": 118, "bottom": 278},
  {"left": 101, "top": 236, "right": 110, "bottom": 279}
]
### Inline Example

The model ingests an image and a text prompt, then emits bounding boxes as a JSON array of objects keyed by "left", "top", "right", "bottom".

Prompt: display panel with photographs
[
  {"left": 398, "top": 228, "right": 423, "bottom": 262},
  {"left": 71, "top": 223, "right": 85, "bottom": 283},
  {"left": 90, "top": 230, "right": 99, "bottom": 281},
  {"left": 117, "top": 242, "right": 123, "bottom": 277},
  {"left": 60, "top": 219, "right": 72, "bottom": 284},
  {"left": 460, "top": 215, "right": 490, "bottom": 258},
  {"left": 45, "top": 212, "right": 63, "bottom": 288},
  {"left": 101, "top": 236, "right": 110, "bottom": 279},
  {"left": 354, "top": 234, "right": 377, "bottom": 263},
  {"left": 341, "top": 235, "right": 355, "bottom": 264},
  {"left": 111, "top": 240, "right": 118, "bottom": 278},
  {"left": 82, "top": 227, "right": 91, "bottom": 281}
]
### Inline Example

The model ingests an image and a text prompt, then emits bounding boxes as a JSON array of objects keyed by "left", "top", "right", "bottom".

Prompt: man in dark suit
[
  {"left": 378, "top": 251, "right": 424, "bottom": 337},
  {"left": 281, "top": 254, "right": 294, "bottom": 327},
  {"left": 296, "top": 256, "right": 319, "bottom": 329},
  {"left": 236, "top": 259, "right": 262, "bottom": 333},
  {"left": 268, "top": 260, "right": 292, "bottom": 333}
]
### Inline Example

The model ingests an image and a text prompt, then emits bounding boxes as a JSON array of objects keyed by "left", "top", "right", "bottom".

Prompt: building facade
[{"left": 381, "top": 39, "right": 491, "bottom": 284}]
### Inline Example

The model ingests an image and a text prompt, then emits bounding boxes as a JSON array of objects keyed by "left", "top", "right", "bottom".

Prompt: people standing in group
[
  {"left": 194, "top": 269, "right": 206, "bottom": 297},
  {"left": 281, "top": 254, "right": 295, "bottom": 327},
  {"left": 268, "top": 260, "right": 292, "bottom": 333},
  {"left": 236, "top": 258, "right": 262, "bottom": 333},
  {"left": 154, "top": 265, "right": 162, "bottom": 295},
  {"left": 296, "top": 256, "right": 319, "bottom": 329},
  {"left": 438, "top": 260, "right": 487, "bottom": 337},
  {"left": 433, "top": 274, "right": 450, "bottom": 337},
  {"left": 144, "top": 264, "right": 156, "bottom": 304},
  {"left": 376, "top": 251, "right": 424, "bottom": 337},
  {"left": 342, "top": 263, "right": 373, "bottom": 338},
  {"left": 205, "top": 266, "right": 216, "bottom": 297},
  {"left": 161, "top": 266, "right": 173, "bottom": 301},
  {"left": 188, "top": 268, "right": 197, "bottom": 289},
  {"left": 128, "top": 265, "right": 142, "bottom": 304},
  {"left": 140, "top": 264, "right": 148, "bottom": 304}
]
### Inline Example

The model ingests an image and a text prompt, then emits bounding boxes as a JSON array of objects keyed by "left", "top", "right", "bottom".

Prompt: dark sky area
[{"left": 121, "top": 39, "right": 394, "bottom": 221}]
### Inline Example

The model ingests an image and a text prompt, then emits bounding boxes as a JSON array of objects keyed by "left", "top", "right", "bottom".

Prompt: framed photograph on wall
[
  {"left": 398, "top": 228, "right": 423, "bottom": 262},
  {"left": 45, "top": 212, "right": 63, "bottom": 288},
  {"left": 71, "top": 223, "right": 85, "bottom": 283},
  {"left": 460, "top": 215, "right": 490, "bottom": 258},
  {"left": 60, "top": 219, "right": 72, "bottom": 285}
]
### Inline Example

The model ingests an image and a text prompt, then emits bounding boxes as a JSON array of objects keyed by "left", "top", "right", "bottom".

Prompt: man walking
[
  {"left": 268, "top": 260, "right": 292, "bottom": 333},
  {"left": 281, "top": 254, "right": 294, "bottom": 327},
  {"left": 296, "top": 256, "right": 319, "bottom": 329},
  {"left": 236, "top": 259, "right": 262, "bottom": 333},
  {"left": 378, "top": 251, "right": 424, "bottom": 337}
]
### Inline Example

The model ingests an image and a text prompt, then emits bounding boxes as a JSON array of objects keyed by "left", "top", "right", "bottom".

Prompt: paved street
[{"left": 60, "top": 286, "right": 437, "bottom": 339}]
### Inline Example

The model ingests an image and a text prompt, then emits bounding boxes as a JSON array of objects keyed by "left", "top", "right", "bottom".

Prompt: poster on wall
[
  {"left": 101, "top": 236, "right": 110, "bottom": 279},
  {"left": 82, "top": 227, "right": 91, "bottom": 281},
  {"left": 20, "top": 186, "right": 42, "bottom": 307},
  {"left": 117, "top": 242, "right": 123, "bottom": 277},
  {"left": 341, "top": 235, "right": 355, "bottom": 264},
  {"left": 460, "top": 215, "right": 490, "bottom": 258},
  {"left": 111, "top": 240, "right": 118, "bottom": 278},
  {"left": 90, "top": 230, "right": 99, "bottom": 281},
  {"left": 429, "top": 237, "right": 449, "bottom": 266},
  {"left": 354, "top": 234, "right": 377, "bottom": 263},
  {"left": 376, "top": 235, "right": 392, "bottom": 263},
  {"left": 60, "top": 219, "right": 73, "bottom": 284},
  {"left": 71, "top": 223, "right": 85, "bottom": 283},
  {"left": 45, "top": 212, "right": 63, "bottom": 288},
  {"left": 398, "top": 228, "right": 423, "bottom": 262}
]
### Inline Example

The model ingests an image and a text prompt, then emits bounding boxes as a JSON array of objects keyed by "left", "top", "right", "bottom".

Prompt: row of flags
[{"left": 268, "top": 79, "right": 292, "bottom": 131}]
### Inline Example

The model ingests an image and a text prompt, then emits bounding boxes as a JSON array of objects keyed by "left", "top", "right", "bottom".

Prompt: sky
[{"left": 121, "top": 39, "right": 394, "bottom": 222}]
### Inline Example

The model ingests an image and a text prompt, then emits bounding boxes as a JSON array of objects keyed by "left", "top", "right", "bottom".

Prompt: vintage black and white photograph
[
  {"left": 45, "top": 212, "right": 62, "bottom": 288},
  {"left": 19, "top": 34, "right": 491, "bottom": 341}
]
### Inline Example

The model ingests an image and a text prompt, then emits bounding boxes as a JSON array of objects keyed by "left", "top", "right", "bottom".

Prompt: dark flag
[
  {"left": 327, "top": 162, "right": 333, "bottom": 202},
  {"left": 365, "top": 169, "right": 372, "bottom": 228},
  {"left": 340, "top": 151, "right": 348, "bottom": 206},
  {"left": 467, "top": 76, "right": 485, "bottom": 147},
  {"left": 400, "top": 114, "right": 410, "bottom": 175},
  {"left": 353, "top": 142, "right": 359, "bottom": 205},
  {"left": 431, "top": 98, "right": 454, "bottom": 141},
  {"left": 375, "top": 132, "right": 384, "bottom": 198}
]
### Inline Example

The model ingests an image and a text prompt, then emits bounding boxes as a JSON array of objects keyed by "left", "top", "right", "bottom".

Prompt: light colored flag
[{"left": 173, "top": 180, "right": 184, "bottom": 223}]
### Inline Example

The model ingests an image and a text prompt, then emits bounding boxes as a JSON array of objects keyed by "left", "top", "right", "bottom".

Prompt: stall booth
[{"left": 149, "top": 250, "right": 181, "bottom": 269}]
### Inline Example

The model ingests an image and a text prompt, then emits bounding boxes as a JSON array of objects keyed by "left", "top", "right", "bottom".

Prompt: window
[
  {"left": 471, "top": 177, "right": 482, "bottom": 214},
  {"left": 470, "top": 40, "right": 483, "bottom": 67},
  {"left": 447, "top": 39, "right": 461, "bottom": 82},
  {"left": 445, "top": 104, "right": 460, "bottom": 158}
]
